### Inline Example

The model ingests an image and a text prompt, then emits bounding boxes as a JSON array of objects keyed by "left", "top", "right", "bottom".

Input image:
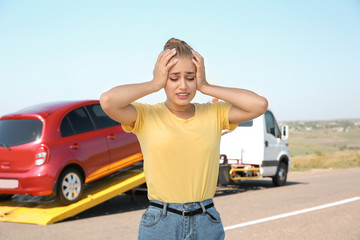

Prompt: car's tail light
[{"left": 35, "top": 145, "right": 49, "bottom": 166}]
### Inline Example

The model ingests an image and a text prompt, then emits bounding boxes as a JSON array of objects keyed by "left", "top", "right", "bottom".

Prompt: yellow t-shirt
[{"left": 122, "top": 102, "right": 237, "bottom": 203}]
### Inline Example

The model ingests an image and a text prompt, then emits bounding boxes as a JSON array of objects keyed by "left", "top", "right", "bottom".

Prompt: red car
[{"left": 0, "top": 100, "right": 141, "bottom": 204}]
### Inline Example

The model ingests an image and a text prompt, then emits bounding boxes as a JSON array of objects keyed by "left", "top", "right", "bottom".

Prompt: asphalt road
[{"left": 1, "top": 168, "right": 359, "bottom": 240}]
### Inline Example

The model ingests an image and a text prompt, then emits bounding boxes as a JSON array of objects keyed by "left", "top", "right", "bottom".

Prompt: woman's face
[{"left": 165, "top": 57, "right": 196, "bottom": 107}]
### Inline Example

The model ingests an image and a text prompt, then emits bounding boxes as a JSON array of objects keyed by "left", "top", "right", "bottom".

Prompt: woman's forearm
[
  {"left": 101, "top": 48, "right": 177, "bottom": 110},
  {"left": 200, "top": 84, "right": 268, "bottom": 117},
  {"left": 100, "top": 49, "right": 177, "bottom": 124},
  {"left": 192, "top": 50, "right": 267, "bottom": 121},
  {"left": 100, "top": 81, "right": 160, "bottom": 110},
  {"left": 100, "top": 80, "right": 161, "bottom": 124}
]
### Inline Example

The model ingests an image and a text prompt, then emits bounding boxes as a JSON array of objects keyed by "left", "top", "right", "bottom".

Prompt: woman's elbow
[
  {"left": 99, "top": 92, "right": 111, "bottom": 111},
  {"left": 255, "top": 97, "right": 268, "bottom": 116},
  {"left": 260, "top": 97, "right": 269, "bottom": 113}
]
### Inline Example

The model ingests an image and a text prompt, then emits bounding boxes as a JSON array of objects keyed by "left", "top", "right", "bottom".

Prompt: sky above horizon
[{"left": 1, "top": 0, "right": 359, "bottom": 121}]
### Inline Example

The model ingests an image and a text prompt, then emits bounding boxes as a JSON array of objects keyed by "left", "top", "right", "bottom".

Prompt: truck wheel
[
  {"left": 0, "top": 194, "right": 13, "bottom": 201},
  {"left": 272, "top": 162, "right": 287, "bottom": 186},
  {"left": 56, "top": 168, "right": 83, "bottom": 205}
]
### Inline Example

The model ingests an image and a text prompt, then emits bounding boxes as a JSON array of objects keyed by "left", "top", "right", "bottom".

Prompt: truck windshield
[{"left": 0, "top": 119, "right": 43, "bottom": 147}]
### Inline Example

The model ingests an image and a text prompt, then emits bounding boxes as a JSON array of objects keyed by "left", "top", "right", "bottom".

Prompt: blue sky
[{"left": 1, "top": 0, "right": 359, "bottom": 121}]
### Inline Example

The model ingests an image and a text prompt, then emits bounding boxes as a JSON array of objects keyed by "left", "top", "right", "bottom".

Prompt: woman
[{"left": 100, "top": 38, "right": 268, "bottom": 240}]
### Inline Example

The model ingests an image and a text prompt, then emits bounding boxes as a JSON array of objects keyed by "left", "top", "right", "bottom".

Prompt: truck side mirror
[{"left": 281, "top": 125, "right": 289, "bottom": 140}]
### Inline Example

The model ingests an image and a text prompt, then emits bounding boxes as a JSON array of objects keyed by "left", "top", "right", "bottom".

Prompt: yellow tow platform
[
  {"left": 229, "top": 167, "right": 261, "bottom": 180},
  {"left": 0, "top": 162, "right": 145, "bottom": 225}
]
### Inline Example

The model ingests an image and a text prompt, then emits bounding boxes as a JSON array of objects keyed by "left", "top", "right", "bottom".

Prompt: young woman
[{"left": 100, "top": 38, "right": 268, "bottom": 240}]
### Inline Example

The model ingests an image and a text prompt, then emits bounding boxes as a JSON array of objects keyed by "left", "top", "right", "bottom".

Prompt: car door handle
[
  {"left": 265, "top": 141, "right": 269, "bottom": 147},
  {"left": 70, "top": 143, "right": 80, "bottom": 150},
  {"left": 107, "top": 134, "right": 116, "bottom": 140}
]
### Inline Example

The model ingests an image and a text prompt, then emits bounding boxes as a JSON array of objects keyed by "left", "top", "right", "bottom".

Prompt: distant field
[
  {"left": 290, "top": 150, "right": 360, "bottom": 171},
  {"left": 287, "top": 128, "right": 360, "bottom": 157},
  {"left": 282, "top": 120, "right": 360, "bottom": 170}
]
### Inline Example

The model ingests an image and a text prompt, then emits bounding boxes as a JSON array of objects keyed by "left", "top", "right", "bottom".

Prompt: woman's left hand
[{"left": 192, "top": 50, "right": 209, "bottom": 92}]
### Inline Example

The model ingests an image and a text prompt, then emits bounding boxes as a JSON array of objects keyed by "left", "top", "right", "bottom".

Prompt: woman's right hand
[{"left": 152, "top": 48, "right": 178, "bottom": 90}]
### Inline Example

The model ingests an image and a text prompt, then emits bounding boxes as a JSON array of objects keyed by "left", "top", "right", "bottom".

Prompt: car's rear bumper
[{"left": 0, "top": 167, "right": 56, "bottom": 196}]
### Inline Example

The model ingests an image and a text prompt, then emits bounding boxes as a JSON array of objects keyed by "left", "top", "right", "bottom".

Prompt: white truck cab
[{"left": 219, "top": 110, "right": 290, "bottom": 186}]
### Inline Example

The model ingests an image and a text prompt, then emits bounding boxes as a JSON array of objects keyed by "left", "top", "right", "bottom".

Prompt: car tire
[
  {"left": 0, "top": 194, "right": 13, "bottom": 201},
  {"left": 272, "top": 161, "right": 288, "bottom": 186},
  {"left": 56, "top": 168, "right": 83, "bottom": 205}
]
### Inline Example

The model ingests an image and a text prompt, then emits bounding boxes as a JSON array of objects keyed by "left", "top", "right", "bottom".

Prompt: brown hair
[{"left": 163, "top": 38, "right": 193, "bottom": 58}]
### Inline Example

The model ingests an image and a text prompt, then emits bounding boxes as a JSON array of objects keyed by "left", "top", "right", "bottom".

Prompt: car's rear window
[{"left": 0, "top": 119, "right": 43, "bottom": 147}]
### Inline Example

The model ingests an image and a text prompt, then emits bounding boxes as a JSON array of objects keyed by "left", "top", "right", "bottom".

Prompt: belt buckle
[{"left": 182, "top": 210, "right": 186, "bottom": 217}]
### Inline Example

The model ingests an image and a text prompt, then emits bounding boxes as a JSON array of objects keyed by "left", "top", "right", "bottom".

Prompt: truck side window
[
  {"left": 265, "top": 111, "right": 281, "bottom": 138},
  {"left": 238, "top": 120, "right": 253, "bottom": 127}
]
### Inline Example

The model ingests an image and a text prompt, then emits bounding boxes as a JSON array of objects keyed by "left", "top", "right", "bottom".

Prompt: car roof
[{"left": 0, "top": 100, "right": 99, "bottom": 119}]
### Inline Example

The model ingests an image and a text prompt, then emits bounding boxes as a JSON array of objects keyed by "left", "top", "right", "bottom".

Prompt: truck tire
[
  {"left": 56, "top": 167, "right": 83, "bottom": 205},
  {"left": 272, "top": 161, "right": 287, "bottom": 186}
]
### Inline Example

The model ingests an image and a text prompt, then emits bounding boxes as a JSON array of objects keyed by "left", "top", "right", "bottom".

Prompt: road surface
[{"left": 1, "top": 168, "right": 359, "bottom": 240}]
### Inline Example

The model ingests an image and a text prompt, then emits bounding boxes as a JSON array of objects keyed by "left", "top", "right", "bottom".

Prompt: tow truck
[{"left": 218, "top": 110, "right": 290, "bottom": 186}]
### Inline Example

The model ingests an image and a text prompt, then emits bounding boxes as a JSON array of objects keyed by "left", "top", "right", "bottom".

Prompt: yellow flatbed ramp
[{"left": 0, "top": 163, "right": 145, "bottom": 225}]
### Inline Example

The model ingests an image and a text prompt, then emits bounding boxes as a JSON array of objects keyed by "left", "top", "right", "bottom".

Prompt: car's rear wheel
[
  {"left": 0, "top": 194, "right": 13, "bottom": 201},
  {"left": 56, "top": 168, "right": 83, "bottom": 205}
]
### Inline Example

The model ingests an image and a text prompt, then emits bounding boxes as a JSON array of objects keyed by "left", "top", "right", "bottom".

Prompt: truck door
[{"left": 263, "top": 111, "right": 282, "bottom": 176}]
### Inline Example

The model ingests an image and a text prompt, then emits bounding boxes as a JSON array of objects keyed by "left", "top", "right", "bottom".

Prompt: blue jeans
[{"left": 138, "top": 198, "right": 225, "bottom": 240}]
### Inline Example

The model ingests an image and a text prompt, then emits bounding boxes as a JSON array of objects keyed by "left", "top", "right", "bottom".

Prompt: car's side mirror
[{"left": 281, "top": 125, "right": 289, "bottom": 140}]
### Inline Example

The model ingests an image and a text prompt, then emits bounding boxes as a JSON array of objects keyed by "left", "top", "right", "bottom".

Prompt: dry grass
[
  {"left": 291, "top": 150, "right": 360, "bottom": 171},
  {"left": 287, "top": 128, "right": 360, "bottom": 157},
  {"left": 285, "top": 122, "right": 360, "bottom": 171}
]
